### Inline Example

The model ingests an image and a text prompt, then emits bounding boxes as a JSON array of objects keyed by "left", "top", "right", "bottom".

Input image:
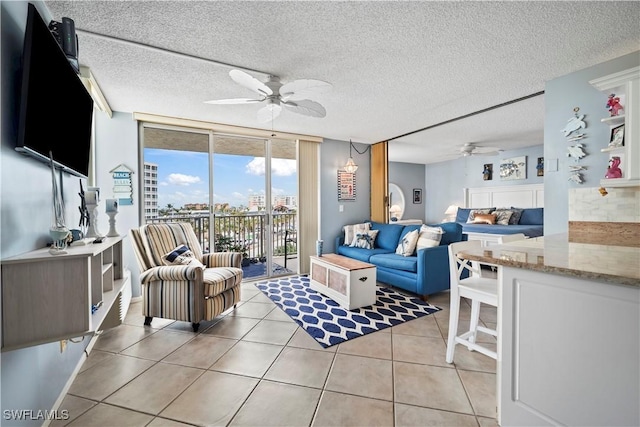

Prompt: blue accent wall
[
  {"left": 389, "top": 161, "right": 426, "bottom": 221},
  {"left": 320, "top": 139, "right": 371, "bottom": 253},
  {"left": 1, "top": 2, "right": 91, "bottom": 424},
  {"left": 424, "top": 145, "right": 544, "bottom": 223},
  {"left": 543, "top": 51, "right": 640, "bottom": 235}
]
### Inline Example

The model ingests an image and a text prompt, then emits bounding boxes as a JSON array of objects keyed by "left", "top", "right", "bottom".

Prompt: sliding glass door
[{"left": 141, "top": 123, "right": 297, "bottom": 279}]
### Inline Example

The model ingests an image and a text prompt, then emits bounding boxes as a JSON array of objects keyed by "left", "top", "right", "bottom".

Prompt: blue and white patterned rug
[{"left": 255, "top": 275, "right": 441, "bottom": 348}]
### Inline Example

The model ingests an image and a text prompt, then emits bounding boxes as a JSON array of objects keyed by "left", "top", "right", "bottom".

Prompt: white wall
[{"left": 94, "top": 111, "right": 141, "bottom": 296}]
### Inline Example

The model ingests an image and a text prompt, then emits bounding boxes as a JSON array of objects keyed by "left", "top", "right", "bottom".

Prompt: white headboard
[{"left": 464, "top": 184, "right": 544, "bottom": 208}]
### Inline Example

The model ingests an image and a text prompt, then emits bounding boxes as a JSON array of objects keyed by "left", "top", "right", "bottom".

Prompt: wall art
[
  {"left": 536, "top": 157, "right": 544, "bottom": 176},
  {"left": 483, "top": 164, "right": 493, "bottom": 181},
  {"left": 499, "top": 156, "right": 527, "bottom": 180},
  {"left": 338, "top": 171, "right": 356, "bottom": 201},
  {"left": 413, "top": 188, "right": 422, "bottom": 204}
]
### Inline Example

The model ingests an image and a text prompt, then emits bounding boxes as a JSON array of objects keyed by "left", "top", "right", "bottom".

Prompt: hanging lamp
[{"left": 344, "top": 140, "right": 358, "bottom": 173}]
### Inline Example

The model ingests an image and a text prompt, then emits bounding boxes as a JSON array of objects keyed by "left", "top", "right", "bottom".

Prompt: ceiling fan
[
  {"left": 458, "top": 143, "right": 502, "bottom": 157},
  {"left": 205, "top": 69, "right": 332, "bottom": 123}
]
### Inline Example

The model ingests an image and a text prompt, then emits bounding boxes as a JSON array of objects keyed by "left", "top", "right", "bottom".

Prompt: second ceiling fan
[{"left": 205, "top": 69, "right": 332, "bottom": 123}]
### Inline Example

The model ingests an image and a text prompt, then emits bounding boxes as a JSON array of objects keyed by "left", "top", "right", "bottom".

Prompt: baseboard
[
  {"left": 130, "top": 295, "right": 142, "bottom": 303},
  {"left": 44, "top": 333, "right": 100, "bottom": 426}
]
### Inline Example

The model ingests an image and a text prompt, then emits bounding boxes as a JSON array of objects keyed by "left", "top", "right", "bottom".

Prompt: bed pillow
[
  {"left": 343, "top": 222, "right": 371, "bottom": 246},
  {"left": 455, "top": 208, "right": 472, "bottom": 223},
  {"left": 508, "top": 207, "right": 524, "bottom": 225},
  {"left": 162, "top": 244, "right": 205, "bottom": 268},
  {"left": 519, "top": 207, "right": 544, "bottom": 225},
  {"left": 471, "top": 213, "right": 497, "bottom": 225},
  {"left": 492, "top": 209, "right": 514, "bottom": 225},
  {"left": 395, "top": 229, "right": 419, "bottom": 256},
  {"left": 466, "top": 209, "right": 494, "bottom": 223},
  {"left": 416, "top": 225, "right": 444, "bottom": 250},
  {"left": 350, "top": 230, "right": 379, "bottom": 249}
]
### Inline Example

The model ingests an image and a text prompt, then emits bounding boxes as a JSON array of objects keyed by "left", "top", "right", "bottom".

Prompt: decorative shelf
[
  {"left": 600, "top": 178, "right": 640, "bottom": 188},
  {"left": 600, "top": 115, "right": 625, "bottom": 125},
  {"left": 601, "top": 146, "right": 625, "bottom": 153}
]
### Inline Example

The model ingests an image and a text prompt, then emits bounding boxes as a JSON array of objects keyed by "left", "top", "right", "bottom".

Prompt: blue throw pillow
[
  {"left": 370, "top": 222, "right": 405, "bottom": 251},
  {"left": 455, "top": 208, "right": 472, "bottom": 223},
  {"left": 519, "top": 208, "right": 544, "bottom": 225}
]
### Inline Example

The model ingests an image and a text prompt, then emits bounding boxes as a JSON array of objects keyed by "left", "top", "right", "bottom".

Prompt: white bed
[{"left": 461, "top": 184, "right": 544, "bottom": 246}]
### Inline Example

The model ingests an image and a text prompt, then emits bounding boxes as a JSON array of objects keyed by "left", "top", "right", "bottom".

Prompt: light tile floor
[{"left": 53, "top": 279, "right": 499, "bottom": 427}]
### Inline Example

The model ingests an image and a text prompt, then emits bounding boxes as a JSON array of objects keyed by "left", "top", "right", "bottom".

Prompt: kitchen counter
[
  {"left": 458, "top": 233, "right": 640, "bottom": 287},
  {"left": 459, "top": 233, "right": 639, "bottom": 426}
]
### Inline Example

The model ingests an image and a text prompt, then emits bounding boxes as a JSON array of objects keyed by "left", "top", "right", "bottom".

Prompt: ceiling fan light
[{"left": 344, "top": 157, "right": 358, "bottom": 173}]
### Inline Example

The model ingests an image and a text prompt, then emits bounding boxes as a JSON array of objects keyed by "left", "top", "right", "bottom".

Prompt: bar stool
[{"left": 446, "top": 240, "right": 498, "bottom": 363}]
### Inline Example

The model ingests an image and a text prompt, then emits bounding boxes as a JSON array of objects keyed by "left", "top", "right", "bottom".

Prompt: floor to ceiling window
[{"left": 141, "top": 122, "right": 297, "bottom": 279}]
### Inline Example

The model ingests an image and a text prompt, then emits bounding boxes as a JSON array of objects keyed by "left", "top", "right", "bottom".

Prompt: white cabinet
[
  {"left": 1, "top": 236, "right": 131, "bottom": 351},
  {"left": 589, "top": 66, "right": 640, "bottom": 187},
  {"left": 498, "top": 266, "right": 639, "bottom": 426}
]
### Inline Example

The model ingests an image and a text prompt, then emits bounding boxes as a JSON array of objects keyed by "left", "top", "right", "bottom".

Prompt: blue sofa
[{"left": 335, "top": 221, "right": 466, "bottom": 300}]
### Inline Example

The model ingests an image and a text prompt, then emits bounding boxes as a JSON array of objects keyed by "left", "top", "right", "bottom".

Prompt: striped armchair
[{"left": 130, "top": 222, "right": 242, "bottom": 332}]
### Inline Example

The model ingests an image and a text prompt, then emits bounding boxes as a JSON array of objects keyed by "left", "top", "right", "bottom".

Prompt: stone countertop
[{"left": 457, "top": 233, "right": 640, "bottom": 288}]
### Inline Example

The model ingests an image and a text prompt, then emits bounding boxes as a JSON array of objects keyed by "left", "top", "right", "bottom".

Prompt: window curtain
[{"left": 297, "top": 139, "right": 320, "bottom": 274}]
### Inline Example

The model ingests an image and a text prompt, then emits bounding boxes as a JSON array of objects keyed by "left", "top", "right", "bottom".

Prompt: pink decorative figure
[
  {"left": 607, "top": 94, "right": 623, "bottom": 116},
  {"left": 605, "top": 156, "right": 622, "bottom": 179}
]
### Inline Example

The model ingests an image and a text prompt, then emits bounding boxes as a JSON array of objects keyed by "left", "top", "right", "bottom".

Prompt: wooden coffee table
[{"left": 309, "top": 253, "right": 376, "bottom": 310}]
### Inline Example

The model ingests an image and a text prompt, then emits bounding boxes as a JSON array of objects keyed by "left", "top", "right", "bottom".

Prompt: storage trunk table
[{"left": 309, "top": 254, "right": 376, "bottom": 310}]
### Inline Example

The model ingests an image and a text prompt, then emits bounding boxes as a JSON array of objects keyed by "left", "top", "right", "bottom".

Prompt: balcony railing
[{"left": 147, "top": 213, "right": 297, "bottom": 267}]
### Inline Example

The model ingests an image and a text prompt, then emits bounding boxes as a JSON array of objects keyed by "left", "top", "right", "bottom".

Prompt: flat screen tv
[{"left": 17, "top": 3, "right": 93, "bottom": 178}]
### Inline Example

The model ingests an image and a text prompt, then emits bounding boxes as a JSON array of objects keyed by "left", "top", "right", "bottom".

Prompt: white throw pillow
[
  {"left": 162, "top": 244, "right": 205, "bottom": 268},
  {"left": 416, "top": 225, "right": 444, "bottom": 250},
  {"left": 395, "top": 229, "right": 419, "bottom": 257},
  {"left": 350, "top": 230, "right": 379, "bottom": 249},
  {"left": 343, "top": 222, "right": 371, "bottom": 246}
]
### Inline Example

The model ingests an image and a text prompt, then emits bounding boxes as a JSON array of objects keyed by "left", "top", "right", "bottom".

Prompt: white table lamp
[
  {"left": 389, "top": 204, "right": 402, "bottom": 221},
  {"left": 444, "top": 205, "right": 459, "bottom": 222}
]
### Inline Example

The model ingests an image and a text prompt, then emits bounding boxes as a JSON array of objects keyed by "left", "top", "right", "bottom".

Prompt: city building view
[{"left": 142, "top": 148, "right": 298, "bottom": 277}]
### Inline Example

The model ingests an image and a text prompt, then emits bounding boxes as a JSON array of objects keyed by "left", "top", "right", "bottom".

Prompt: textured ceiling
[{"left": 45, "top": 1, "right": 640, "bottom": 164}]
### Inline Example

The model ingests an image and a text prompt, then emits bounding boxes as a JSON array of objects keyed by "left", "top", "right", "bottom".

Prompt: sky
[{"left": 144, "top": 148, "right": 297, "bottom": 209}]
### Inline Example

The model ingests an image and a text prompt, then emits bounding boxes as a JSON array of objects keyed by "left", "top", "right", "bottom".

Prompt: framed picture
[
  {"left": 482, "top": 164, "right": 493, "bottom": 181},
  {"left": 609, "top": 124, "right": 624, "bottom": 148},
  {"left": 500, "top": 156, "right": 527, "bottom": 180},
  {"left": 337, "top": 171, "right": 356, "bottom": 201},
  {"left": 413, "top": 188, "right": 422, "bottom": 204},
  {"left": 536, "top": 157, "right": 544, "bottom": 176}
]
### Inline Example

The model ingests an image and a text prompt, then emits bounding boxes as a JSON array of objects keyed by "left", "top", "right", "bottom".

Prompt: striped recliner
[{"left": 130, "top": 222, "right": 242, "bottom": 332}]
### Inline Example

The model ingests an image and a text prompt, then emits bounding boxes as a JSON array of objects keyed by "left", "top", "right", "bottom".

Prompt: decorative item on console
[
  {"left": 48, "top": 152, "right": 71, "bottom": 255},
  {"left": 606, "top": 93, "right": 624, "bottom": 116},
  {"left": 84, "top": 187, "right": 103, "bottom": 239},
  {"left": 105, "top": 199, "right": 119, "bottom": 237}
]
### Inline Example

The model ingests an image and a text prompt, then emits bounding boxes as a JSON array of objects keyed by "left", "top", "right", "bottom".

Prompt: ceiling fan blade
[
  {"left": 229, "top": 69, "right": 273, "bottom": 96},
  {"left": 257, "top": 104, "right": 283, "bottom": 123},
  {"left": 204, "top": 98, "right": 264, "bottom": 105},
  {"left": 282, "top": 99, "right": 326, "bottom": 118},
  {"left": 280, "top": 79, "right": 332, "bottom": 100}
]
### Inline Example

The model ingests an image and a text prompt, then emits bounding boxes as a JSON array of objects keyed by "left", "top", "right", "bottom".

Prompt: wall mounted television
[{"left": 16, "top": 3, "right": 93, "bottom": 179}]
